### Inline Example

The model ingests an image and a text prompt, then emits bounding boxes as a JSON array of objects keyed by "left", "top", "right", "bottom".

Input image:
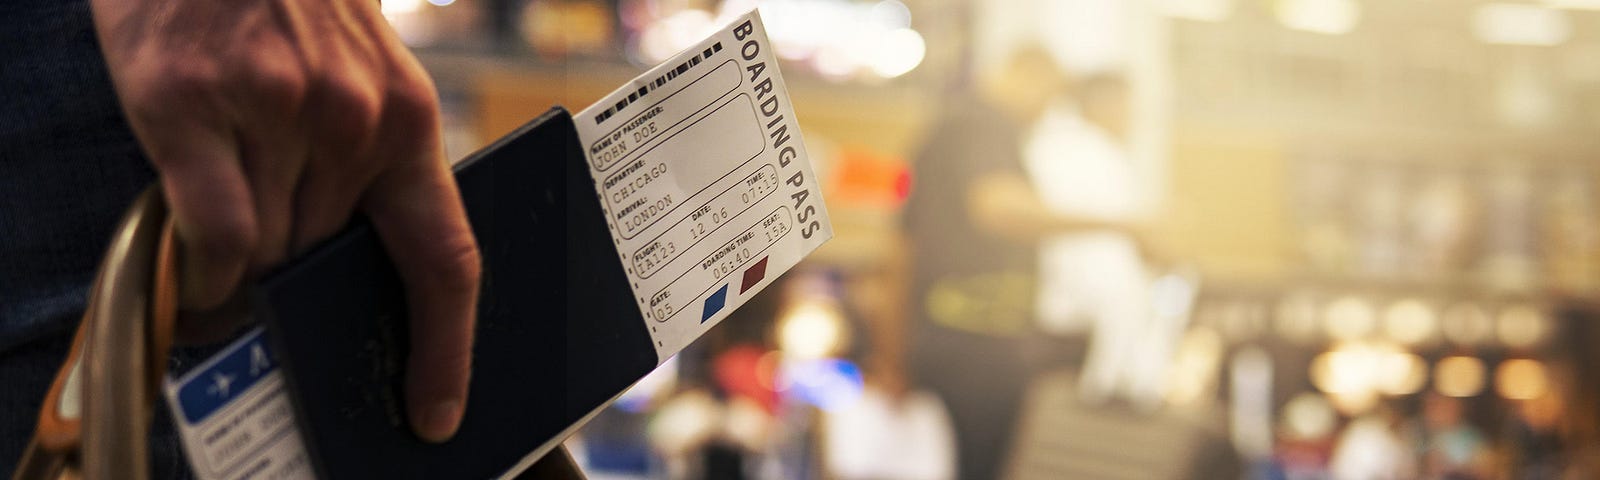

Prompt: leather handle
[{"left": 15, "top": 188, "right": 179, "bottom": 480}]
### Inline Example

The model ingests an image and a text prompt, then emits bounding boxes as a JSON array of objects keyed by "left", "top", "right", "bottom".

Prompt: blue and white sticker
[{"left": 164, "top": 327, "right": 312, "bottom": 480}]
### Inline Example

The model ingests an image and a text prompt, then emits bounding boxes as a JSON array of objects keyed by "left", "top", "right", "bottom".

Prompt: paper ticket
[{"left": 575, "top": 10, "right": 833, "bottom": 360}]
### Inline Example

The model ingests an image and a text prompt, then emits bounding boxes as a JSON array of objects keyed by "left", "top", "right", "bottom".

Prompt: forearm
[{"left": 969, "top": 173, "right": 1131, "bottom": 241}]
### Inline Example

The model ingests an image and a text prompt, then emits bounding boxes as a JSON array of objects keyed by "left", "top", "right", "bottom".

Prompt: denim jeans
[{"left": 0, "top": 0, "right": 193, "bottom": 476}]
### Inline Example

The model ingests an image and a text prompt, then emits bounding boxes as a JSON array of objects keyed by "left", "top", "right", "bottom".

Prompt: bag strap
[{"left": 13, "top": 188, "right": 177, "bottom": 480}]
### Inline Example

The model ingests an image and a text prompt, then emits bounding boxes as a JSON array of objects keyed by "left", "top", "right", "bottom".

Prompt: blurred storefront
[{"left": 385, "top": 0, "right": 1598, "bottom": 478}]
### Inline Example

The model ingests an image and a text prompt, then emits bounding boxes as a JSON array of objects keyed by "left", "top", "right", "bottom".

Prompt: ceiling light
[
  {"left": 1473, "top": 3, "right": 1571, "bottom": 46},
  {"left": 1159, "top": 0, "right": 1235, "bottom": 22},
  {"left": 1276, "top": 0, "right": 1361, "bottom": 35},
  {"left": 1543, "top": 0, "right": 1600, "bottom": 11}
]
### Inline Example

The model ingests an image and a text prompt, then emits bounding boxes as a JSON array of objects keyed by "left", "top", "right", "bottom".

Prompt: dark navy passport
[{"left": 253, "top": 108, "right": 659, "bottom": 479}]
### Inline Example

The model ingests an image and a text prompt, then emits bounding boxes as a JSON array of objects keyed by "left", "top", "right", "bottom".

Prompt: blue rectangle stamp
[{"left": 702, "top": 284, "right": 728, "bottom": 323}]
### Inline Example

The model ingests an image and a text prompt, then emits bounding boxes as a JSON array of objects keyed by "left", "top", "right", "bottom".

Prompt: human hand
[{"left": 92, "top": 0, "right": 479, "bottom": 442}]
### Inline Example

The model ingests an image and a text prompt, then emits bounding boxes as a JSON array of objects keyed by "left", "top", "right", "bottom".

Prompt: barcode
[{"left": 595, "top": 42, "right": 724, "bottom": 125}]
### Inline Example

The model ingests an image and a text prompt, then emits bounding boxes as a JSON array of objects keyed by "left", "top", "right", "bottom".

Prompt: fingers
[
  {"left": 236, "top": 121, "right": 308, "bottom": 274},
  {"left": 122, "top": 40, "right": 310, "bottom": 310},
  {"left": 231, "top": 48, "right": 311, "bottom": 272},
  {"left": 361, "top": 76, "right": 479, "bottom": 443},
  {"left": 137, "top": 120, "right": 258, "bottom": 311},
  {"left": 290, "top": 64, "right": 385, "bottom": 253},
  {"left": 115, "top": 61, "right": 255, "bottom": 310}
]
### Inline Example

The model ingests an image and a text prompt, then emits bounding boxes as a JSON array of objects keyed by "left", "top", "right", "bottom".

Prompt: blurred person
[
  {"left": 823, "top": 386, "right": 956, "bottom": 480},
  {"left": 1259, "top": 392, "right": 1341, "bottom": 480},
  {"left": 901, "top": 44, "right": 1059, "bottom": 480},
  {"left": 1024, "top": 71, "right": 1177, "bottom": 409},
  {"left": 1415, "top": 393, "right": 1488, "bottom": 479},
  {"left": 1, "top": 0, "right": 479, "bottom": 476},
  {"left": 824, "top": 270, "right": 958, "bottom": 480},
  {"left": 646, "top": 387, "right": 725, "bottom": 480},
  {"left": 643, "top": 381, "right": 778, "bottom": 480},
  {"left": 903, "top": 44, "right": 1153, "bottom": 480},
  {"left": 646, "top": 292, "right": 787, "bottom": 480},
  {"left": 1328, "top": 404, "right": 1415, "bottom": 480},
  {"left": 1503, "top": 382, "right": 1567, "bottom": 480}
]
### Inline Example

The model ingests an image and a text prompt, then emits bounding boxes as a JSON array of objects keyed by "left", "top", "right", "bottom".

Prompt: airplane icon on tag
[{"left": 207, "top": 372, "right": 236, "bottom": 398}]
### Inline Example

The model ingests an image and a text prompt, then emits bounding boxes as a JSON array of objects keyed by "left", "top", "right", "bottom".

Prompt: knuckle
[
  {"left": 243, "top": 60, "right": 308, "bottom": 108},
  {"left": 127, "top": 61, "right": 220, "bottom": 108},
  {"left": 383, "top": 76, "right": 441, "bottom": 134},
  {"left": 194, "top": 211, "right": 259, "bottom": 265},
  {"left": 312, "top": 71, "right": 384, "bottom": 140},
  {"left": 163, "top": 61, "right": 224, "bottom": 95}
]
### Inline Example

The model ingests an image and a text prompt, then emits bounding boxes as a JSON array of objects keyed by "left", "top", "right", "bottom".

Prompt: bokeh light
[
  {"left": 1382, "top": 299, "right": 1438, "bottom": 346},
  {"left": 1323, "top": 296, "right": 1377, "bottom": 341},
  {"left": 1495, "top": 358, "right": 1551, "bottom": 400},
  {"left": 1435, "top": 356, "right": 1487, "bottom": 398},
  {"left": 1497, "top": 304, "right": 1550, "bottom": 349},
  {"left": 777, "top": 300, "right": 848, "bottom": 359}
]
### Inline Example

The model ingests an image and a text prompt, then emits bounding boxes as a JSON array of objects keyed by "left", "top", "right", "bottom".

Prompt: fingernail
[{"left": 417, "top": 400, "right": 462, "bottom": 443}]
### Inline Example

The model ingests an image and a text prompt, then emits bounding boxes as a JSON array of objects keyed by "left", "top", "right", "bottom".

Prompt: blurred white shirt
[
  {"left": 1023, "top": 103, "right": 1176, "bottom": 407},
  {"left": 1023, "top": 103, "right": 1149, "bottom": 335}
]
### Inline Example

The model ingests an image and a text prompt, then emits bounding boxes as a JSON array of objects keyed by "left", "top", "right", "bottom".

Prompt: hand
[{"left": 92, "top": 0, "right": 479, "bottom": 442}]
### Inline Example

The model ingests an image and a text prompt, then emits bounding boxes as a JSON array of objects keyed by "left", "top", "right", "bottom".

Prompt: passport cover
[{"left": 252, "top": 107, "right": 659, "bottom": 479}]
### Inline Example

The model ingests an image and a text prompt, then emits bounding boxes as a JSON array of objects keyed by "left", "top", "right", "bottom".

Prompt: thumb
[{"left": 363, "top": 154, "right": 479, "bottom": 443}]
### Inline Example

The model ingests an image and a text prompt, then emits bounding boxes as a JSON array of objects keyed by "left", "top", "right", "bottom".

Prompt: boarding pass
[{"left": 574, "top": 9, "right": 832, "bottom": 359}]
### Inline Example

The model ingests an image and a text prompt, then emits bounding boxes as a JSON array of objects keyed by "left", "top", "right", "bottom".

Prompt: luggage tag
[{"left": 163, "top": 327, "right": 310, "bottom": 480}]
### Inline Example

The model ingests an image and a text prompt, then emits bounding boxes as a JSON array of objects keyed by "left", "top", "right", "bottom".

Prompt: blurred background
[{"left": 386, "top": 0, "right": 1599, "bottom": 478}]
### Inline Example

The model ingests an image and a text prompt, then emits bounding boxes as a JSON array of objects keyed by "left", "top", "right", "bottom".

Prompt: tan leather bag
[{"left": 11, "top": 190, "right": 584, "bottom": 480}]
